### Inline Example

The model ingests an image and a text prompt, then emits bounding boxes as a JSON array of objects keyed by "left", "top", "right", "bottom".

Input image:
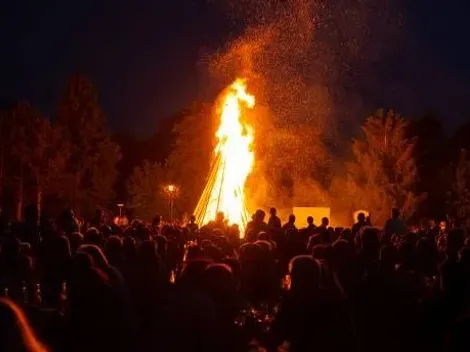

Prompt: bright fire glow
[{"left": 194, "top": 78, "right": 255, "bottom": 236}]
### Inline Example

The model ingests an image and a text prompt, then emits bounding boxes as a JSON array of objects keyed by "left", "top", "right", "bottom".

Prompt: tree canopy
[
  {"left": 57, "top": 74, "right": 121, "bottom": 216},
  {"left": 344, "top": 109, "right": 423, "bottom": 225},
  {"left": 3, "top": 72, "right": 470, "bottom": 226}
]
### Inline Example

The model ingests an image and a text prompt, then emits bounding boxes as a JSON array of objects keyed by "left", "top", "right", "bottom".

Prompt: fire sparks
[{"left": 194, "top": 79, "right": 255, "bottom": 235}]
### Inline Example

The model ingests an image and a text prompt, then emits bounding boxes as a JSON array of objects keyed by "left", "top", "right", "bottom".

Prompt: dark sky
[{"left": 1, "top": 0, "right": 470, "bottom": 136}]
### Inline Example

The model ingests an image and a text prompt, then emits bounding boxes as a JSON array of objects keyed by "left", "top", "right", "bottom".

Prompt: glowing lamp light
[{"left": 167, "top": 184, "right": 175, "bottom": 193}]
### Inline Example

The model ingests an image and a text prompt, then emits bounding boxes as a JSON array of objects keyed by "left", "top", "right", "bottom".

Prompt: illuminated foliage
[{"left": 346, "top": 110, "right": 422, "bottom": 225}]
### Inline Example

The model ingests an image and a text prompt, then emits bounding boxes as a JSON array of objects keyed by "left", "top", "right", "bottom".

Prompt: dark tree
[
  {"left": 409, "top": 114, "right": 448, "bottom": 219},
  {"left": 127, "top": 161, "right": 171, "bottom": 221},
  {"left": 447, "top": 149, "right": 470, "bottom": 223},
  {"left": 57, "top": 75, "right": 121, "bottom": 217}
]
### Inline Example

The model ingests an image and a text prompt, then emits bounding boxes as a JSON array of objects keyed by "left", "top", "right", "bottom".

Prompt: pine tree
[
  {"left": 57, "top": 75, "right": 121, "bottom": 216},
  {"left": 347, "top": 109, "right": 422, "bottom": 225}
]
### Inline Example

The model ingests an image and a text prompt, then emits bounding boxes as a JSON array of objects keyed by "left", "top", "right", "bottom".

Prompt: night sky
[{"left": 1, "top": 0, "right": 470, "bottom": 136}]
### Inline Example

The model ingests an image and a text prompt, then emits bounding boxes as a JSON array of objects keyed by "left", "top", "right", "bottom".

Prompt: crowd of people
[{"left": 1, "top": 205, "right": 470, "bottom": 352}]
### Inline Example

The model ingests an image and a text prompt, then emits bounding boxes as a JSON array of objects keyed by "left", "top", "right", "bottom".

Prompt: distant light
[
  {"left": 167, "top": 184, "right": 175, "bottom": 193},
  {"left": 117, "top": 203, "right": 124, "bottom": 208}
]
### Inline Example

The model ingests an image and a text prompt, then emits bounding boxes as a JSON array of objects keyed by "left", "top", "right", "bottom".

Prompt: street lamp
[{"left": 167, "top": 185, "right": 176, "bottom": 222}]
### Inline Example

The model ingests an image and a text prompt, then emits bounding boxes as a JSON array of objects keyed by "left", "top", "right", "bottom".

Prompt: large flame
[{"left": 194, "top": 78, "right": 255, "bottom": 235}]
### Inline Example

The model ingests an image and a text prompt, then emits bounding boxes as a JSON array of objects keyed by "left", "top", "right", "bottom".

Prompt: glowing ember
[{"left": 194, "top": 78, "right": 255, "bottom": 236}]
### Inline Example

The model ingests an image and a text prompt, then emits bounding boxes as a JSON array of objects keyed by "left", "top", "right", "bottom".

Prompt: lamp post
[{"left": 167, "top": 185, "right": 175, "bottom": 222}]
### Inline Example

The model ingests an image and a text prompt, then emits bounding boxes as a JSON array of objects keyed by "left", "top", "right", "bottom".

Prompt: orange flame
[{"left": 194, "top": 78, "right": 255, "bottom": 236}]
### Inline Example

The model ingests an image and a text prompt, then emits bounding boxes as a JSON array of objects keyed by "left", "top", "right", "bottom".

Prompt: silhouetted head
[
  {"left": 270, "top": 207, "right": 277, "bottom": 216},
  {"left": 289, "top": 214, "right": 296, "bottom": 223},
  {"left": 307, "top": 234, "right": 322, "bottom": 252},
  {"left": 392, "top": 208, "right": 400, "bottom": 219},
  {"left": 190, "top": 215, "right": 196, "bottom": 223},
  {"left": 106, "top": 235, "right": 123, "bottom": 252},
  {"left": 179, "top": 259, "right": 212, "bottom": 289},
  {"left": 255, "top": 209, "right": 266, "bottom": 222},
  {"left": 79, "top": 244, "right": 109, "bottom": 272},
  {"left": 289, "top": 255, "right": 321, "bottom": 293},
  {"left": 257, "top": 232, "right": 269, "bottom": 241},
  {"left": 84, "top": 227, "right": 102, "bottom": 246},
  {"left": 357, "top": 212, "right": 366, "bottom": 223},
  {"left": 321, "top": 217, "right": 329, "bottom": 227},
  {"left": 307, "top": 216, "right": 314, "bottom": 225},
  {"left": 202, "top": 263, "right": 235, "bottom": 298},
  {"left": 215, "top": 212, "right": 225, "bottom": 224}
]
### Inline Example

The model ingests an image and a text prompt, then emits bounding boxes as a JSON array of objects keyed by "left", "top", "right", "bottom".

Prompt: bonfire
[{"left": 194, "top": 79, "right": 255, "bottom": 235}]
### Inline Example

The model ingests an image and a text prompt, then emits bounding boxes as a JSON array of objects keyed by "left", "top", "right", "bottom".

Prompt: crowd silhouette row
[{"left": 1, "top": 205, "right": 470, "bottom": 352}]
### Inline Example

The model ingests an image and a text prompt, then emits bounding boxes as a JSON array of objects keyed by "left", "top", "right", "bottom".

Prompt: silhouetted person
[
  {"left": 246, "top": 209, "right": 268, "bottom": 241},
  {"left": 300, "top": 216, "right": 316, "bottom": 242},
  {"left": 352, "top": 212, "right": 367, "bottom": 237},
  {"left": 283, "top": 214, "right": 297, "bottom": 231},
  {"left": 306, "top": 216, "right": 316, "bottom": 231},
  {"left": 214, "top": 212, "right": 227, "bottom": 232},
  {"left": 268, "top": 207, "right": 282, "bottom": 229},
  {"left": 315, "top": 217, "right": 331, "bottom": 243},
  {"left": 67, "top": 252, "right": 128, "bottom": 352},
  {"left": 186, "top": 214, "right": 199, "bottom": 239},
  {"left": 271, "top": 255, "right": 352, "bottom": 352}
]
